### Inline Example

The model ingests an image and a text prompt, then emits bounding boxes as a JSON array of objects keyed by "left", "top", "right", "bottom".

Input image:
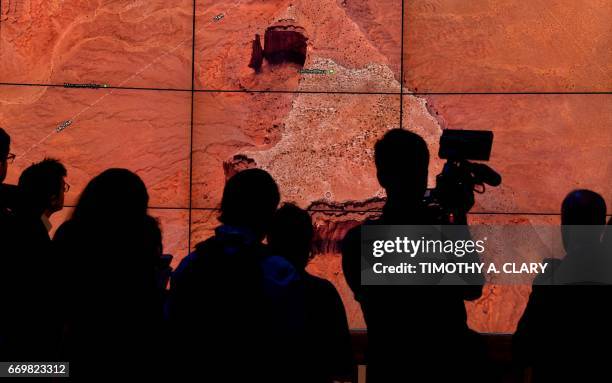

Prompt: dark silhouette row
[{"left": 1, "top": 127, "right": 610, "bottom": 382}]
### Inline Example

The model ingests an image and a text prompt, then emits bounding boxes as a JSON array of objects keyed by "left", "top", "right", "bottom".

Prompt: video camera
[{"left": 425, "top": 129, "right": 502, "bottom": 222}]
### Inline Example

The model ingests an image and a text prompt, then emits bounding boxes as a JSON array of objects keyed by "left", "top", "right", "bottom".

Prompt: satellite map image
[{"left": 1, "top": 0, "right": 611, "bottom": 332}]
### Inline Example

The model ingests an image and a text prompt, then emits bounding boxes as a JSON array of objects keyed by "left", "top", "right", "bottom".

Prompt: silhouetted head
[
  {"left": 18, "top": 158, "right": 67, "bottom": 217},
  {"left": 0, "top": 128, "right": 10, "bottom": 183},
  {"left": 375, "top": 129, "right": 429, "bottom": 205},
  {"left": 561, "top": 189, "right": 607, "bottom": 251},
  {"left": 72, "top": 168, "right": 149, "bottom": 225},
  {"left": 269, "top": 203, "right": 314, "bottom": 270},
  {"left": 219, "top": 168, "right": 280, "bottom": 239}
]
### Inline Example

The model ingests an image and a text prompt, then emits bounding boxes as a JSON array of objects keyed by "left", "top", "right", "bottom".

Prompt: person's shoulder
[
  {"left": 52, "top": 220, "right": 84, "bottom": 265},
  {"left": 303, "top": 273, "right": 341, "bottom": 299},
  {"left": 173, "top": 251, "right": 196, "bottom": 275},
  {"left": 193, "top": 235, "right": 223, "bottom": 254},
  {"left": 53, "top": 219, "right": 81, "bottom": 240},
  {"left": 344, "top": 218, "right": 379, "bottom": 241},
  {"left": 342, "top": 215, "right": 384, "bottom": 249},
  {"left": 56, "top": 218, "right": 77, "bottom": 233},
  {"left": 344, "top": 224, "right": 361, "bottom": 240},
  {"left": 174, "top": 237, "right": 218, "bottom": 275},
  {"left": 303, "top": 272, "right": 332, "bottom": 288},
  {"left": 171, "top": 250, "right": 206, "bottom": 291}
]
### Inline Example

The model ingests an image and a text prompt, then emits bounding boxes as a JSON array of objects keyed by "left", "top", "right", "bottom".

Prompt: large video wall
[{"left": 1, "top": 0, "right": 610, "bottom": 332}]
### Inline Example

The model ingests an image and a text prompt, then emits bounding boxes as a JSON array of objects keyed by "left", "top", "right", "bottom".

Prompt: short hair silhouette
[
  {"left": 561, "top": 189, "right": 607, "bottom": 225},
  {"left": 72, "top": 168, "right": 148, "bottom": 223},
  {"left": 561, "top": 189, "right": 607, "bottom": 250},
  {"left": 219, "top": 168, "right": 280, "bottom": 236},
  {"left": 374, "top": 128, "right": 429, "bottom": 200},
  {"left": 0, "top": 127, "right": 9, "bottom": 159},
  {"left": 269, "top": 202, "right": 314, "bottom": 270},
  {"left": 18, "top": 158, "right": 66, "bottom": 216}
]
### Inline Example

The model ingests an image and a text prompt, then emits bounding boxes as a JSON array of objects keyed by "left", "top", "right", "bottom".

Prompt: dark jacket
[
  {"left": 1, "top": 207, "right": 60, "bottom": 360},
  {"left": 168, "top": 225, "right": 302, "bottom": 382},
  {"left": 53, "top": 218, "right": 165, "bottom": 379},
  {"left": 514, "top": 243, "right": 612, "bottom": 383},
  {"left": 298, "top": 272, "right": 354, "bottom": 382},
  {"left": 0, "top": 184, "right": 18, "bottom": 355},
  {"left": 341, "top": 204, "right": 485, "bottom": 382}
]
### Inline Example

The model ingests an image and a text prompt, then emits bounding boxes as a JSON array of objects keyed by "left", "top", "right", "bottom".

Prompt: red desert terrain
[{"left": 1, "top": 0, "right": 611, "bottom": 333}]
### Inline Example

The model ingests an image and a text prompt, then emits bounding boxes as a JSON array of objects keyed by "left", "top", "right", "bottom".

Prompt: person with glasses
[
  {"left": 0, "top": 127, "right": 17, "bottom": 356},
  {"left": 2, "top": 158, "right": 68, "bottom": 361},
  {"left": 0, "top": 128, "right": 19, "bottom": 213},
  {"left": 0, "top": 127, "right": 20, "bottom": 247},
  {"left": 16, "top": 158, "right": 69, "bottom": 233}
]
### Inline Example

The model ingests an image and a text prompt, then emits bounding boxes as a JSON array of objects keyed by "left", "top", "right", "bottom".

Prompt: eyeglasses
[
  {"left": 64, "top": 182, "right": 71, "bottom": 193},
  {"left": 5, "top": 153, "right": 16, "bottom": 164}
]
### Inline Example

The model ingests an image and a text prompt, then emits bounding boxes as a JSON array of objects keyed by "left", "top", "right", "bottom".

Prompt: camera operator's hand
[
  {"left": 453, "top": 186, "right": 476, "bottom": 224},
  {"left": 435, "top": 160, "right": 477, "bottom": 223}
]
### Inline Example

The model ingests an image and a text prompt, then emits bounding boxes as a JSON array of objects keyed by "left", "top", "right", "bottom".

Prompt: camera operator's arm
[{"left": 341, "top": 225, "right": 363, "bottom": 302}]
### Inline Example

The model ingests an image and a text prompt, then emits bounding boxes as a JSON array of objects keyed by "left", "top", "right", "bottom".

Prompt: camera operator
[{"left": 341, "top": 129, "right": 486, "bottom": 383}]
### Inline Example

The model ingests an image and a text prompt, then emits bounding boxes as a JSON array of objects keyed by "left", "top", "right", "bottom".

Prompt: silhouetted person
[
  {"left": 168, "top": 169, "right": 298, "bottom": 382},
  {"left": 2, "top": 158, "right": 67, "bottom": 360},
  {"left": 0, "top": 127, "right": 18, "bottom": 219},
  {"left": 341, "top": 129, "right": 485, "bottom": 382},
  {"left": 268, "top": 203, "right": 355, "bottom": 382},
  {"left": 0, "top": 127, "right": 14, "bottom": 241},
  {"left": 0, "top": 127, "right": 15, "bottom": 354},
  {"left": 53, "top": 169, "right": 166, "bottom": 378},
  {"left": 514, "top": 189, "right": 609, "bottom": 383}
]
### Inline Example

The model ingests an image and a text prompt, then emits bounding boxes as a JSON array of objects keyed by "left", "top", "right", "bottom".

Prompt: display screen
[{"left": 1, "top": 0, "right": 610, "bottom": 333}]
